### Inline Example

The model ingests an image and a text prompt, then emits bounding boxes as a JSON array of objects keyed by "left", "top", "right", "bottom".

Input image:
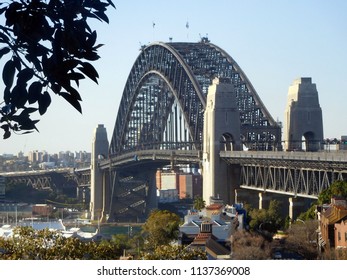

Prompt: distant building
[
  {"left": 156, "top": 167, "right": 202, "bottom": 203},
  {"left": 39, "top": 162, "right": 56, "bottom": 169},
  {"left": 32, "top": 204, "right": 53, "bottom": 217},
  {"left": 339, "top": 136, "right": 347, "bottom": 150}
]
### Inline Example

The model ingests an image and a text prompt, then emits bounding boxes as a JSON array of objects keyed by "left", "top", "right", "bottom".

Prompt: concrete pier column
[
  {"left": 90, "top": 124, "right": 109, "bottom": 221},
  {"left": 258, "top": 192, "right": 272, "bottom": 210},
  {"left": 289, "top": 197, "right": 306, "bottom": 221},
  {"left": 235, "top": 188, "right": 259, "bottom": 208},
  {"left": 202, "top": 78, "right": 241, "bottom": 205}
]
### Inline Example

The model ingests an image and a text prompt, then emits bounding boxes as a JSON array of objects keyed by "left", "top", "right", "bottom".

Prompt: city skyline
[{"left": 1, "top": 0, "right": 346, "bottom": 155}]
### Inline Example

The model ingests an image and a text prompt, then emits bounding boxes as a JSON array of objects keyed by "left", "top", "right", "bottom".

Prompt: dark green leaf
[
  {"left": 93, "top": 44, "right": 104, "bottom": 50},
  {"left": 51, "top": 83, "right": 61, "bottom": 94},
  {"left": 38, "top": 91, "right": 51, "bottom": 115},
  {"left": 12, "top": 56, "right": 22, "bottom": 71},
  {"left": 93, "top": 11, "right": 109, "bottom": 23},
  {"left": 3, "top": 60, "right": 16, "bottom": 87},
  {"left": 62, "top": 59, "right": 80, "bottom": 71},
  {"left": 19, "top": 119, "right": 39, "bottom": 131},
  {"left": 3, "top": 130, "right": 11, "bottom": 139},
  {"left": 0, "top": 47, "right": 10, "bottom": 59},
  {"left": 87, "top": 31, "right": 97, "bottom": 47},
  {"left": 59, "top": 92, "right": 82, "bottom": 113},
  {"left": 11, "top": 85, "right": 28, "bottom": 108},
  {"left": 4, "top": 87, "right": 11, "bottom": 103},
  {"left": 21, "top": 130, "right": 35, "bottom": 134},
  {"left": 67, "top": 72, "right": 85, "bottom": 84},
  {"left": 106, "top": 0, "right": 116, "bottom": 9},
  {"left": 77, "top": 62, "right": 99, "bottom": 84},
  {"left": 83, "top": 50, "right": 100, "bottom": 61},
  {"left": 22, "top": 107, "right": 38, "bottom": 115},
  {"left": 17, "top": 68, "right": 34, "bottom": 84},
  {"left": 0, "top": 32, "right": 9, "bottom": 43},
  {"left": 0, "top": 7, "right": 7, "bottom": 15},
  {"left": 26, "top": 54, "right": 43, "bottom": 72},
  {"left": 5, "top": 2, "right": 22, "bottom": 27},
  {"left": 28, "top": 81, "right": 43, "bottom": 104},
  {"left": 1, "top": 124, "right": 9, "bottom": 131},
  {"left": 61, "top": 84, "right": 82, "bottom": 101}
]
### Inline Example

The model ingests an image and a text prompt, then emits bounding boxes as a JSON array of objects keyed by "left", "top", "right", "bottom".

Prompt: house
[
  {"left": 335, "top": 219, "right": 347, "bottom": 249},
  {"left": 319, "top": 197, "right": 347, "bottom": 250},
  {"left": 189, "top": 222, "right": 232, "bottom": 260},
  {"left": 178, "top": 203, "right": 245, "bottom": 259}
]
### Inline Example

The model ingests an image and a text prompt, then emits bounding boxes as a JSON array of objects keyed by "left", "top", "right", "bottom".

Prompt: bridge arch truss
[{"left": 110, "top": 40, "right": 282, "bottom": 156}]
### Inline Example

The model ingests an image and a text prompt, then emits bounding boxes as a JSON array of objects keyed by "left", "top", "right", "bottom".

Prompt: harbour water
[{"left": 77, "top": 223, "right": 142, "bottom": 237}]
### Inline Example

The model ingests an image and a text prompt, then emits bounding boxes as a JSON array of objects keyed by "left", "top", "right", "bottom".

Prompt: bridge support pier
[
  {"left": 202, "top": 78, "right": 241, "bottom": 205},
  {"left": 289, "top": 197, "right": 306, "bottom": 221},
  {"left": 76, "top": 187, "right": 89, "bottom": 204},
  {"left": 235, "top": 188, "right": 259, "bottom": 207},
  {"left": 258, "top": 192, "right": 271, "bottom": 209},
  {"left": 90, "top": 124, "right": 109, "bottom": 222}
]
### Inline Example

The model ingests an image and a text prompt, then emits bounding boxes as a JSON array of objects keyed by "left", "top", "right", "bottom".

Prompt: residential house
[
  {"left": 319, "top": 197, "right": 347, "bottom": 250},
  {"left": 178, "top": 203, "right": 245, "bottom": 259}
]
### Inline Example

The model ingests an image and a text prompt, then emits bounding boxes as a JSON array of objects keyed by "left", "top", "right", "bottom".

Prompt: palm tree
[{"left": 193, "top": 196, "right": 206, "bottom": 211}]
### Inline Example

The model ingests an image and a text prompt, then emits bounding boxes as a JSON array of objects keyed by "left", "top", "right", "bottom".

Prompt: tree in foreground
[
  {"left": 0, "top": 227, "right": 117, "bottom": 259},
  {"left": 231, "top": 230, "right": 271, "bottom": 260},
  {"left": 297, "top": 180, "right": 347, "bottom": 221},
  {"left": 318, "top": 180, "right": 347, "bottom": 204},
  {"left": 0, "top": 0, "right": 115, "bottom": 139},
  {"left": 141, "top": 209, "right": 181, "bottom": 250},
  {"left": 141, "top": 244, "right": 207, "bottom": 260},
  {"left": 283, "top": 220, "right": 318, "bottom": 260},
  {"left": 248, "top": 200, "right": 284, "bottom": 233}
]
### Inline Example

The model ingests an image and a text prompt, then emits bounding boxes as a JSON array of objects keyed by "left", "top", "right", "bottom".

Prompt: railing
[{"left": 220, "top": 150, "right": 347, "bottom": 163}]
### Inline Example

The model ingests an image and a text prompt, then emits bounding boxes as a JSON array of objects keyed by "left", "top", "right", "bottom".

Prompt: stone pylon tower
[
  {"left": 202, "top": 77, "right": 242, "bottom": 205},
  {"left": 90, "top": 124, "right": 109, "bottom": 221},
  {"left": 284, "top": 77, "right": 323, "bottom": 151}
]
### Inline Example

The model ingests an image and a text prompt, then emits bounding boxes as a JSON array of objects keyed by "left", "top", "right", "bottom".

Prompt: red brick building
[
  {"left": 320, "top": 197, "right": 347, "bottom": 249},
  {"left": 334, "top": 219, "right": 347, "bottom": 249}
]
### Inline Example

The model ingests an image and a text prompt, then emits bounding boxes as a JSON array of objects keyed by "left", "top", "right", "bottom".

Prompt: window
[
  {"left": 338, "top": 232, "right": 341, "bottom": 241},
  {"left": 345, "top": 232, "right": 347, "bottom": 242}
]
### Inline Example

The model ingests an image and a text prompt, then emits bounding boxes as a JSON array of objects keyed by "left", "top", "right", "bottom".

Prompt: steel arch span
[{"left": 109, "top": 40, "right": 282, "bottom": 156}]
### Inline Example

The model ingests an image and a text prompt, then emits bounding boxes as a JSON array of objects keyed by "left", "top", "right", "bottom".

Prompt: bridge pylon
[
  {"left": 202, "top": 77, "right": 242, "bottom": 205},
  {"left": 284, "top": 77, "right": 323, "bottom": 151},
  {"left": 90, "top": 124, "right": 109, "bottom": 221}
]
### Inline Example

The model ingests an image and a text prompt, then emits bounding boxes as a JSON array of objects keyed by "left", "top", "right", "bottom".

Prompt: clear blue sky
[{"left": 1, "top": 0, "right": 346, "bottom": 155}]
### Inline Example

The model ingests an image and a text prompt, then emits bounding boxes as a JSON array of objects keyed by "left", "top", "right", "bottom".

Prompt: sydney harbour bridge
[{"left": 2, "top": 39, "right": 347, "bottom": 222}]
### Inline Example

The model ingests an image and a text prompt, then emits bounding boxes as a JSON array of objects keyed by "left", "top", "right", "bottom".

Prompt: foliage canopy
[
  {"left": 193, "top": 195, "right": 205, "bottom": 211},
  {"left": 318, "top": 180, "right": 347, "bottom": 204},
  {"left": 0, "top": 0, "right": 115, "bottom": 139},
  {"left": 248, "top": 200, "right": 284, "bottom": 232},
  {"left": 0, "top": 226, "right": 117, "bottom": 259},
  {"left": 141, "top": 244, "right": 207, "bottom": 260},
  {"left": 142, "top": 209, "right": 181, "bottom": 249}
]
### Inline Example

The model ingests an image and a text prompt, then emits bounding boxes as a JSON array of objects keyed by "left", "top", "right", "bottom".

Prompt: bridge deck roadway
[
  {"left": 0, "top": 168, "right": 75, "bottom": 177},
  {"left": 220, "top": 150, "right": 347, "bottom": 170},
  {"left": 99, "top": 150, "right": 202, "bottom": 170}
]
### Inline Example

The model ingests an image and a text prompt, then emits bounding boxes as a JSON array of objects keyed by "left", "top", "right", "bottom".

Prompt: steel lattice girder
[
  {"left": 239, "top": 164, "right": 347, "bottom": 197},
  {"left": 110, "top": 41, "right": 281, "bottom": 155}
]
